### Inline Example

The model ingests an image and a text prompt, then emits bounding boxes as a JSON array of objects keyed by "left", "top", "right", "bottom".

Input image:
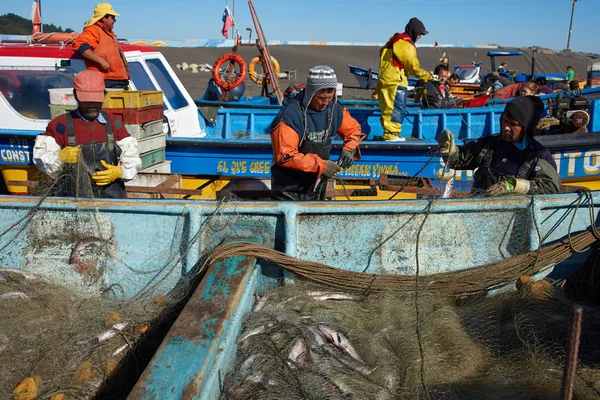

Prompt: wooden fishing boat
[{"left": 0, "top": 191, "right": 598, "bottom": 397}]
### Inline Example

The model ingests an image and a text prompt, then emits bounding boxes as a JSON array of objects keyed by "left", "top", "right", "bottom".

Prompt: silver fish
[
  {"left": 238, "top": 325, "right": 265, "bottom": 344},
  {"left": 253, "top": 295, "right": 269, "bottom": 312},
  {"left": 287, "top": 338, "right": 308, "bottom": 367},
  {"left": 1, "top": 268, "right": 39, "bottom": 280},
  {"left": 307, "top": 326, "right": 325, "bottom": 347},
  {"left": 245, "top": 371, "right": 266, "bottom": 384},
  {"left": 309, "top": 292, "right": 360, "bottom": 301},
  {"left": 0, "top": 291, "right": 28, "bottom": 300},
  {"left": 97, "top": 321, "right": 129, "bottom": 342},
  {"left": 441, "top": 176, "right": 455, "bottom": 199},
  {"left": 240, "top": 354, "right": 260, "bottom": 375},
  {"left": 317, "top": 324, "right": 364, "bottom": 363},
  {"left": 112, "top": 343, "right": 129, "bottom": 356},
  {"left": 322, "top": 344, "right": 374, "bottom": 376}
]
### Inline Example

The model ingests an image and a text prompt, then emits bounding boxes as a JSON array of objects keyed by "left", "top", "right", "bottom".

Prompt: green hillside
[{"left": 0, "top": 13, "right": 73, "bottom": 35}]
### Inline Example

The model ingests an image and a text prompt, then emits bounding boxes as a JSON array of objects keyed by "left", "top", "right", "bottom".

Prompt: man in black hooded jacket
[{"left": 436, "top": 96, "right": 561, "bottom": 196}]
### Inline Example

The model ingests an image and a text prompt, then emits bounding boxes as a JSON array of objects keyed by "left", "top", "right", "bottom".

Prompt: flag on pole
[
  {"left": 31, "top": 0, "right": 42, "bottom": 34},
  {"left": 221, "top": 5, "right": 235, "bottom": 39},
  {"left": 432, "top": 41, "right": 438, "bottom": 50}
]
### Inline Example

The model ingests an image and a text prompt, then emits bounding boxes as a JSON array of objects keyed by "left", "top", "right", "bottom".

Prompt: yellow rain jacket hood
[{"left": 84, "top": 2, "right": 120, "bottom": 27}]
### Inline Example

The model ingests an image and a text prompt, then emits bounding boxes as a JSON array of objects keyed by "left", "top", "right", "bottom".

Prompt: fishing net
[
  {"left": 222, "top": 279, "right": 600, "bottom": 400},
  {"left": 0, "top": 271, "right": 161, "bottom": 399},
  {"left": 0, "top": 160, "right": 242, "bottom": 399}
]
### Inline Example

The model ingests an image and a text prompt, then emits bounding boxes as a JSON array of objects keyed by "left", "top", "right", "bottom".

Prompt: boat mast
[{"left": 566, "top": 0, "right": 577, "bottom": 51}]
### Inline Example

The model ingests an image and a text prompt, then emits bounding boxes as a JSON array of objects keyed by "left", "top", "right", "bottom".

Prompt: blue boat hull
[
  {"left": 1, "top": 96, "right": 599, "bottom": 190},
  {"left": 0, "top": 193, "right": 596, "bottom": 398}
]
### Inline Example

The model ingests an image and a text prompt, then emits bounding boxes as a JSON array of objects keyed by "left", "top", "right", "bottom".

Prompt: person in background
[
  {"left": 32, "top": 70, "right": 141, "bottom": 198},
  {"left": 436, "top": 96, "right": 560, "bottom": 197},
  {"left": 270, "top": 66, "right": 365, "bottom": 201},
  {"left": 447, "top": 73, "right": 460, "bottom": 88},
  {"left": 419, "top": 64, "right": 452, "bottom": 109},
  {"left": 481, "top": 72, "right": 510, "bottom": 93},
  {"left": 520, "top": 81, "right": 538, "bottom": 96},
  {"left": 569, "top": 80, "right": 580, "bottom": 91},
  {"left": 498, "top": 62, "right": 509, "bottom": 73},
  {"left": 73, "top": 3, "right": 130, "bottom": 89},
  {"left": 375, "top": 17, "right": 433, "bottom": 141},
  {"left": 566, "top": 66, "right": 575, "bottom": 82},
  {"left": 535, "top": 77, "right": 553, "bottom": 95}
]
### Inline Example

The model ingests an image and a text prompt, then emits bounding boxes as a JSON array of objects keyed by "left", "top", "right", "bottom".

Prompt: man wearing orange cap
[
  {"left": 73, "top": 2, "right": 130, "bottom": 88},
  {"left": 32, "top": 70, "right": 141, "bottom": 198}
]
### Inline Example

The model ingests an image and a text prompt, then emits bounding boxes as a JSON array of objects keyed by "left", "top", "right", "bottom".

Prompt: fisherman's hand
[
  {"left": 436, "top": 129, "right": 457, "bottom": 157},
  {"left": 487, "top": 178, "right": 531, "bottom": 197},
  {"left": 92, "top": 160, "right": 122, "bottom": 186},
  {"left": 512, "top": 178, "right": 531, "bottom": 195},
  {"left": 99, "top": 59, "right": 110, "bottom": 72},
  {"left": 322, "top": 160, "right": 342, "bottom": 179},
  {"left": 337, "top": 149, "right": 356, "bottom": 169},
  {"left": 59, "top": 146, "right": 81, "bottom": 164}
]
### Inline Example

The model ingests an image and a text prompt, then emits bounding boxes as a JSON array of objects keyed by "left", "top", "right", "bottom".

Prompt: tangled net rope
[{"left": 203, "top": 227, "right": 598, "bottom": 297}]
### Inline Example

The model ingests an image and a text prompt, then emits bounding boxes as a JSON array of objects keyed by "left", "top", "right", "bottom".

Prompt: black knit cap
[
  {"left": 405, "top": 18, "right": 428, "bottom": 42},
  {"left": 502, "top": 96, "right": 544, "bottom": 133}
]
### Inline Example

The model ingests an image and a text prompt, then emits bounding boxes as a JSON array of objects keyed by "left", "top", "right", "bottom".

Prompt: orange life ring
[
  {"left": 248, "top": 55, "right": 280, "bottom": 86},
  {"left": 31, "top": 32, "right": 80, "bottom": 43},
  {"left": 212, "top": 53, "right": 247, "bottom": 90}
]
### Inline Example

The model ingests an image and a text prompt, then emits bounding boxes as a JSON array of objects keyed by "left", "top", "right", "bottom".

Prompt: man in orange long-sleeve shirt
[
  {"left": 270, "top": 66, "right": 365, "bottom": 200},
  {"left": 73, "top": 3, "right": 130, "bottom": 88}
]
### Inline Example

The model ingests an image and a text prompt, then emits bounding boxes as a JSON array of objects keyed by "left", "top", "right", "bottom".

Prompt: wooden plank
[
  {"left": 154, "top": 174, "right": 181, "bottom": 189},
  {"left": 7, "top": 180, "right": 38, "bottom": 188}
]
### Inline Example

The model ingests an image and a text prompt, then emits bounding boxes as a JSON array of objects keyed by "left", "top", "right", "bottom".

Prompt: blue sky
[{"left": 2, "top": 0, "right": 599, "bottom": 53}]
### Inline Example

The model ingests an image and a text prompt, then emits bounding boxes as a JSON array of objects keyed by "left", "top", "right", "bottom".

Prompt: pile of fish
[{"left": 223, "top": 281, "right": 600, "bottom": 400}]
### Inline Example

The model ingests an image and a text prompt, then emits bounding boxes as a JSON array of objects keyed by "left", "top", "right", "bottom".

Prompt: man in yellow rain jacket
[{"left": 376, "top": 17, "right": 434, "bottom": 141}]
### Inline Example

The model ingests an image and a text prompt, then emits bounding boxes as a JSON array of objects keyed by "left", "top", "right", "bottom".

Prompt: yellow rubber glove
[
  {"left": 92, "top": 160, "right": 122, "bottom": 186},
  {"left": 59, "top": 146, "right": 81, "bottom": 164},
  {"left": 437, "top": 129, "right": 457, "bottom": 159}
]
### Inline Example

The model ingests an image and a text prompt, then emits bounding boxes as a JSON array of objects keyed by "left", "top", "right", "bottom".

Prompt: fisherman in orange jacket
[
  {"left": 270, "top": 66, "right": 365, "bottom": 200},
  {"left": 73, "top": 2, "right": 130, "bottom": 88}
]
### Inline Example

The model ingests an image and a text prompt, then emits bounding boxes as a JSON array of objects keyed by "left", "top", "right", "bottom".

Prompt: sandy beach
[{"left": 158, "top": 45, "right": 595, "bottom": 101}]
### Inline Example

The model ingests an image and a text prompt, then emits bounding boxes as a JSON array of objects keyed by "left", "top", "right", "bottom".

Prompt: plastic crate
[
  {"left": 141, "top": 160, "right": 171, "bottom": 174},
  {"left": 140, "top": 148, "right": 166, "bottom": 169},
  {"left": 49, "top": 104, "right": 77, "bottom": 119},
  {"left": 48, "top": 88, "right": 76, "bottom": 105},
  {"left": 125, "top": 120, "right": 164, "bottom": 140},
  {"left": 106, "top": 105, "right": 164, "bottom": 125},
  {"left": 138, "top": 134, "right": 166, "bottom": 154},
  {"left": 104, "top": 90, "right": 163, "bottom": 109}
]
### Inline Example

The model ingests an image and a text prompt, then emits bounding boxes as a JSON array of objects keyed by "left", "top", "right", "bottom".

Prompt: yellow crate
[{"left": 104, "top": 90, "right": 164, "bottom": 109}]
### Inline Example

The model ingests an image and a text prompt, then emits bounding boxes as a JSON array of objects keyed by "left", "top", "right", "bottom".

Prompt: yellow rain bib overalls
[{"left": 376, "top": 33, "right": 433, "bottom": 140}]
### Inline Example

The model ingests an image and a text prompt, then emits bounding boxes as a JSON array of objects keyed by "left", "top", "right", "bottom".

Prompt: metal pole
[
  {"left": 561, "top": 304, "right": 583, "bottom": 400},
  {"left": 566, "top": 0, "right": 577, "bottom": 51},
  {"left": 231, "top": 0, "right": 236, "bottom": 42}
]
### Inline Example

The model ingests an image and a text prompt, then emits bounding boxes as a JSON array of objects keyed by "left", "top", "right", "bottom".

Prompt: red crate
[{"left": 105, "top": 105, "right": 164, "bottom": 125}]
